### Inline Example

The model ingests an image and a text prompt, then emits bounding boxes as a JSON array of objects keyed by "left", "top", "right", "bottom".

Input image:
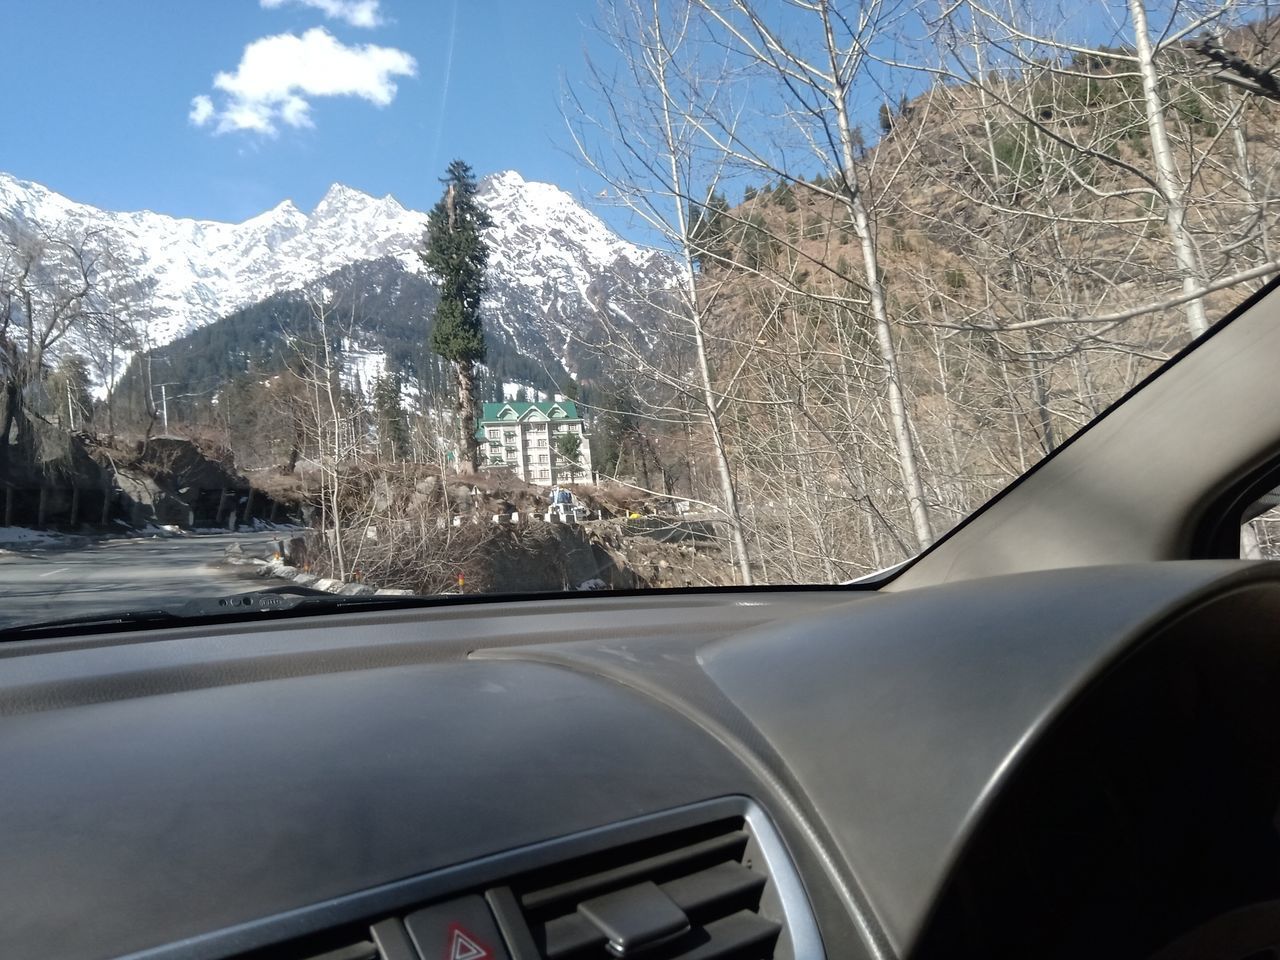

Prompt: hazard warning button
[{"left": 404, "top": 895, "right": 511, "bottom": 960}]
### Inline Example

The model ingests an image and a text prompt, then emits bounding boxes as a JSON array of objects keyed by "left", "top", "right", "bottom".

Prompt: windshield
[{"left": 2, "top": 0, "right": 1278, "bottom": 629}]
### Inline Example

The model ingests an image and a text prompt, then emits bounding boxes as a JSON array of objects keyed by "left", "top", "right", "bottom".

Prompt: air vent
[
  {"left": 508, "top": 817, "right": 790, "bottom": 960},
  {"left": 232, "top": 929, "right": 382, "bottom": 960},
  {"left": 304, "top": 943, "right": 379, "bottom": 960}
]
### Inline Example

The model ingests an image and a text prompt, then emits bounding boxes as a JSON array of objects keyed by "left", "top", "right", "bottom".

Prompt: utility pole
[{"left": 152, "top": 382, "right": 178, "bottom": 433}]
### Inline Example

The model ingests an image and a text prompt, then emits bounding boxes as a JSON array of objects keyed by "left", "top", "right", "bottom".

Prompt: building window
[{"left": 539, "top": 454, "right": 548, "bottom": 464}]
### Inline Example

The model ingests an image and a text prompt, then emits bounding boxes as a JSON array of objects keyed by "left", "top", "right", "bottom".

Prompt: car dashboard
[{"left": 3, "top": 560, "right": 1279, "bottom": 960}]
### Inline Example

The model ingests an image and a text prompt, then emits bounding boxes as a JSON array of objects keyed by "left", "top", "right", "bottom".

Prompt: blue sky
[
  {"left": 2, "top": 0, "right": 617, "bottom": 226},
  {"left": 3, "top": 0, "right": 1183, "bottom": 244}
]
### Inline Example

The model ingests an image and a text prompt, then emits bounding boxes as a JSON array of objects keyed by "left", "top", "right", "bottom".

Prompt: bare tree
[
  {"left": 80, "top": 249, "right": 156, "bottom": 438},
  {"left": 283, "top": 290, "right": 365, "bottom": 580},
  {"left": 687, "top": 0, "right": 939, "bottom": 551},
  {"left": 0, "top": 224, "right": 105, "bottom": 468},
  {"left": 568, "top": 0, "right": 755, "bottom": 583}
]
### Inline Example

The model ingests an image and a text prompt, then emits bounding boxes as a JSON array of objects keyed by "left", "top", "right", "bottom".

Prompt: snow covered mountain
[{"left": 0, "top": 169, "right": 679, "bottom": 378}]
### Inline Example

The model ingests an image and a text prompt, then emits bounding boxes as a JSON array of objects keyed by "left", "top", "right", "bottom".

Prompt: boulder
[
  {"left": 283, "top": 536, "right": 309, "bottom": 568},
  {"left": 113, "top": 469, "right": 194, "bottom": 527},
  {"left": 447, "top": 483, "right": 474, "bottom": 506}
]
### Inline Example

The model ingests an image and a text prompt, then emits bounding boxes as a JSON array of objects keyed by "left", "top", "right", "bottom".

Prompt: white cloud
[
  {"left": 188, "top": 94, "right": 215, "bottom": 126},
  {"left": 188, "top": 27, "right": 416, "bottom": 135},
  {"left": 260, "top": 0, "right": 383, "bottom": 28}
]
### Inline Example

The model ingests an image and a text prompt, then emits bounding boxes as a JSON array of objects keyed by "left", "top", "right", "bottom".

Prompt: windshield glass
[{"left": 2, "top": 0, "right": 1277, "bottom": 628}]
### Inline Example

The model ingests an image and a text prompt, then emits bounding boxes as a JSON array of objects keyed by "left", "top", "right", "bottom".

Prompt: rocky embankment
[{"left": 1, "top": 429, "right": 300, "bottom": 533}]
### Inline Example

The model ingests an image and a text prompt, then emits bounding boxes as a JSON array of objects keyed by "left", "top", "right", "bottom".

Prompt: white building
[{"left": 478, "top": 400, "right": 593, "bottom": 486}]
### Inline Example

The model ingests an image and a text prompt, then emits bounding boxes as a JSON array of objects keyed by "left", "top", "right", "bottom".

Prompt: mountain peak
[
  {"left": 312, "top": 183, "right": 370, "bottom": 216},
  {"left": 242, "top": 197, "right": 307, "bottom": 235},
  {"left": 265, "top": 197, "right": 302, "bottom": 218},
  {"left": 483, "top": 170, "right": 526, "bottom": 191},
  {"left": 376, "top": 192, "right": 406, "bottom": 216}
]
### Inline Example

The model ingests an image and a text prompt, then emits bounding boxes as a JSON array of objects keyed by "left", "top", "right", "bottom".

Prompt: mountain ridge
[{"left": 0, "top": 168, "right": 679, "bottom": 384}]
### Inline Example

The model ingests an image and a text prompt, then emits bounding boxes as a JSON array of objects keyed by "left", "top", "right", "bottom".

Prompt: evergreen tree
[
  {"left": 421, "top": 159, "right": 492, "bottom": 473},
  {"left": 772, "top": 183, "right": 798, "bottom": 213},
  {"left": 689, "top": 192, "right": 732, "bottom": 270},
  {"left": 372, "top": 374, "right": 409, "bottom": 461},
  {"left": 738, "top": 212, "right": 774, "bottom": 271},
  {"left": 592, "top": 385, "right": 638, "bottom": 476},
  {"left": 555, "top": 431, "right": 583, "bottom": 483},
  {"left": 849, "top": 125, "right": 866, "bottom": 158}
]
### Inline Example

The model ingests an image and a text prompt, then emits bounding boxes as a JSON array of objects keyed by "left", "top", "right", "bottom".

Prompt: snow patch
[
  {"left": 340, "top": 341, "right": 389, "bottom": 395},
  {"left": 0, "top": 527, "right": 73, "bottom": 549},
  {"left": 502, "top": 380, "right": 553, "bottom": 402}
]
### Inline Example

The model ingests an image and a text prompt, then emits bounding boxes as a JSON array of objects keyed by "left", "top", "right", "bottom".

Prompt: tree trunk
[
  {"left": 0, "top": 380, "right": 18, "bottom": 473},
  {"left": 1129, "top": 0, "right": 1209, "bottom": 338},
  {"left": 454, "top": 358, "right": 478, "bottom": 475},
  {"left": 1226, "top": 91, "right": 1272, "bottom": 263},
  {"left": 824, "top": 1, "right": 934, "bottom": 551},
  {"left": 646, "top": 3, "right": 753, "bottom": 583},
  {"left": 692, "top": 315, "right": 754, "bottom": 584},
  {"left": 852, "top": 186, "right": 934, "bottom": 550}
]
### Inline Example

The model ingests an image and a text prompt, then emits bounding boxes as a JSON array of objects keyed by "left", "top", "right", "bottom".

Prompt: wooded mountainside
[{"left": 109, "top": 256, "right": 576, "bottom": 459}]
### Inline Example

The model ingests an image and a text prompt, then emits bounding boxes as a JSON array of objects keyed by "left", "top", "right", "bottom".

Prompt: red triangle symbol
[{"left": 446, "top": 923, "right": 491, "bottom": 960}]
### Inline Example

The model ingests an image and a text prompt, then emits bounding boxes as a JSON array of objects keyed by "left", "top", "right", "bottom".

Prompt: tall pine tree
[
  {"left": 421, "top": 159, "right": 491, "bottom": 474},
  {"left": 372, "top": 373, "right": 409, "bottom": 462}
]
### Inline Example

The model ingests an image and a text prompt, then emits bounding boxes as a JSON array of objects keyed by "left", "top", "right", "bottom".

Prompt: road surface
[{"left": 0, "top": 531, "right": 290, "bottom": 629}]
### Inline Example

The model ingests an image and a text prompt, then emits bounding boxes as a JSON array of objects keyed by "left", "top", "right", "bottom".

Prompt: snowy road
[{"left": 0, "top": 532, "right": 289, "bottom": 629}]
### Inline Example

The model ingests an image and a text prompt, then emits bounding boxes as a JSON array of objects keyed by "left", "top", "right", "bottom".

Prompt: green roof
[{"left": 479, "top": 400, "right": 582, "bottom": 423}]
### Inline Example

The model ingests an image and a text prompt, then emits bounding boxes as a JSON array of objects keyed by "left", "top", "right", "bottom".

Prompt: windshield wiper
[{"left": 0, "top": 586, "right": 437, "bottom": 643}]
